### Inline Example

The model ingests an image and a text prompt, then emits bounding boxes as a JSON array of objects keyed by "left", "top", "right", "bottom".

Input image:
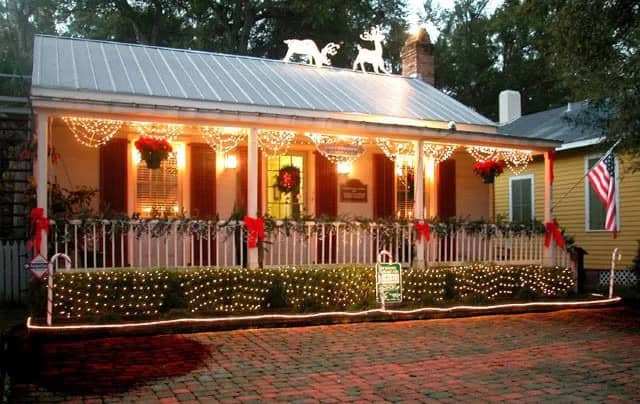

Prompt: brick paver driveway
[{"left": 11, "top": 305, "right": 640, "bottom": 402}]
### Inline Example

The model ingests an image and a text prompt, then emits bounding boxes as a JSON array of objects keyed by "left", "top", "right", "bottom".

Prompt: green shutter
[
  {"left": 587, "top": 157, "right": 606, "bottom": 230},
  {"left": 511, "top": 178, "right": 532, "bottom": 223}
]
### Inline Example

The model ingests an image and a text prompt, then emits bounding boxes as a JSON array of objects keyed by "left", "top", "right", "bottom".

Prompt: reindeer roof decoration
[
  {"left": 282, "top": 39, "right": 340, "bottom": 67},
  {"left": 353, "top": 26, "right": 389, "bottom": 74}
]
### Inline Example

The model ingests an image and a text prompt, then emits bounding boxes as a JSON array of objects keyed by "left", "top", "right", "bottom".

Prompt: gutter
[{"left": 556, "top": 137, "right": 604, "bottom": 151}]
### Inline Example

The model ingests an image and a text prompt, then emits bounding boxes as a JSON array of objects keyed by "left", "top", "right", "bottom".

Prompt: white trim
[
  {"left": 584, "top": 153, "right": 620, "bottom": 232},
  {"left": 509, "top": 174, "right": 535, "bottom": 222},
  {"left": 556, "top": 137, "right": 604, "bottom": 151}
]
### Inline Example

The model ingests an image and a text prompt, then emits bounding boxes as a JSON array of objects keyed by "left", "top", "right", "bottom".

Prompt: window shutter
[
  {"left": 190, "top": 143, "right": 216, "bottom": 218},
  {"left": 373, "top": 153, "right": 394, "bottom": 218},
  {"left": 315, "top": 151, "right": 338, "bottom": 217},
  {"left": 236, "top": 146, "right": 263, "bottom": 216},
  {"left": 437, "top": 159, "right": 456, "bottom": 219},
  {"left": 99, "top": 138, "right": 128, "bottom": 214},
  {"left": 99, "top": 138, "right": 128, "bottom": 266}
]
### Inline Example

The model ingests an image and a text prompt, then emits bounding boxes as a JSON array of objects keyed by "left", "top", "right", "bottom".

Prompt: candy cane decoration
[{"left": 47, "top": 253, "right": 72, "bottom": 326}]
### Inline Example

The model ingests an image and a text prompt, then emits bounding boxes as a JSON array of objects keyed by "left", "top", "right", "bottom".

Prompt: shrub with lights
[{"left": 34, "top": 264, "right": 575, "bottom": 323}]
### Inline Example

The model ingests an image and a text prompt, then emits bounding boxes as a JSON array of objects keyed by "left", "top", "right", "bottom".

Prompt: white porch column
[
  {"left": 36, "top": 112, "right": 50, "bottom": 257},
  {"left": 543, "top": 151, "right": 555, "bottom": 266},
  {"left": 247, "top": 127, "right": 259, "bottom": 269},
  {"left": 413, "top": 139, "right": 425, "bottom": 269}
]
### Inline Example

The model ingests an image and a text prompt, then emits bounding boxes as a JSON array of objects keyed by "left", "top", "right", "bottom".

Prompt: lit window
[
  {"left": 135, "top": 153, "right": 179, "bottom": 217},
  {"left": 267, "top": 154, "right": 304, "bottom": 219},
  {"left": 396, "top": 165, "right": 414, "bottom": 220}
]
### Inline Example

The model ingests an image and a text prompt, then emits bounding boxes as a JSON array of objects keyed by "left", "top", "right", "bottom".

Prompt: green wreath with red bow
[{"left": 277, "top": 165, "right": 300, "bottom": 194}]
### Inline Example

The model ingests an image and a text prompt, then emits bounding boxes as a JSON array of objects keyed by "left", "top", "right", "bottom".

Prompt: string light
[
  {"left": 305, "top": 133, "right": 366, "bottom": 164},
  {"left": 257, "top": 129, "right": 295, "bottom": 157},
  {"left": 48, "top": 264, "right": 574, "bottom": 323},
  {"left": 375, "top": 138, "right": 414, "bottom": 162},
  {"left": 133, "top": 122, "right": 184, "bottom": 141},
  {"left": 466, "top": 146, "right": 499, "bottom": 162},
  {"left": 62, "top": 117, "right": 124, "bottom": 148},
  {"left": 423, "top": 143, "right": 458, "bottom": 164},
  {"left": 199, "top": 126, "right": 247, "bottom": 153},
  {"left": 501, "top": 149, "right": 533, "bottom": 174}
]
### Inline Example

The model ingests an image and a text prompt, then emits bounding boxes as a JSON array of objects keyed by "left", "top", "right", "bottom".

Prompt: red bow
[
  {"left": 244, "top": 216, "right": 265, "bottom": 249},
  {"left": 415, "top": 222, "right": 430, "bottom": 241},
  {"left": 544, "top": 219, "right": 565, "bottom": 249},
  {"left": 28, "top": 208, "right": 50, "bottom": 255}
]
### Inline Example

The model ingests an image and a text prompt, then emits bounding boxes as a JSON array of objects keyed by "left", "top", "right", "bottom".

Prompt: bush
[{"left": 31, "top": 264, "right": 575, "bottom": 323}]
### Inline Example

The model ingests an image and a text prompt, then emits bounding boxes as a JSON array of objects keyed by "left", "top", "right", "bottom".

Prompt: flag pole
[{"left": 551, "top": 139, "right": 620, "bottom": 212}]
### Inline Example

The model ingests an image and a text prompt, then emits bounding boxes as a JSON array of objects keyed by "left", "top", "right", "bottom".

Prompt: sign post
[{"left": 376, "top": 250, "right": 402, "bottom": 311}]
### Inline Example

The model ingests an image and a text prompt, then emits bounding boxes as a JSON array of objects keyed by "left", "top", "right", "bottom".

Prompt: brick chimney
[{"left": 401, "top": 28, "right": 435, "bottom": 85}]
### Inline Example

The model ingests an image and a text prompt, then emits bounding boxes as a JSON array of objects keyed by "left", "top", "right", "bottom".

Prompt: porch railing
[{"left": 52, "top": 220, "right": 571, "bottom": 270}]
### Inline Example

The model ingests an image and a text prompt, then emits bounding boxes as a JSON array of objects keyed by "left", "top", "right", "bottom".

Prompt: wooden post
[
  {"left": 543, "top": 151, "right": 555, "bottom": 266},
  {"left": 36, "top": 112, "right": 49, "bottom": 258},
  {"left": 413, "top": 139, "right": 425, "bottom": 269},
  {"left": 247, "top": 128, "right": 259, "bottom": 269}
]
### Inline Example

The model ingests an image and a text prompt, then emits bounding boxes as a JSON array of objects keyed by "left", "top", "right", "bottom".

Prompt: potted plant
[
  {"left": 134, "top": 137, "right": 172, "bottom": 169},
  {"left": 473, "top": 160, "right": 505, "bottom": 184}
]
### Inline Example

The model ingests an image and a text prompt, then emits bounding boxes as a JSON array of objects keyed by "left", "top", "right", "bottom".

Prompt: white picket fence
[
  {"left": 52, "top": 220, "right": 571, "bottom": 270},
  {"left": 0, "top": 240, "right": 29, "bottom": 304}
]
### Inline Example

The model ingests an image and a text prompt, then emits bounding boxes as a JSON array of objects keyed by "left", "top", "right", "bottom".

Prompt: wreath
[
  {"left": 277, "top": 165, "right": 301, "bottom": 194},
  {"left": 473, "top": 160, "right": 505, "bottom": 184}
]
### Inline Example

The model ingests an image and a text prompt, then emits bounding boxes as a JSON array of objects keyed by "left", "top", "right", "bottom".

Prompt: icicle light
[
  {"left": 257, "top": 129, "right": 295, "bottom": 157},
  {"left": 423, "top": 143, "right": 458, "bottom": 164},
  {"left": 133, "top": 122, "right": 184, "bottom": 141},
  {"left": 200, "top": 126, "right": 247, "bottom": 153}
]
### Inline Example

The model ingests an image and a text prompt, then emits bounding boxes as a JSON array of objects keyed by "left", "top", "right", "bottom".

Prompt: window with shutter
[
  {"left": 135, "top": 153, "right": 179, "bottom": 217},
  {"left": 509, "top": 175, "right": 534, "bottom": 223}
]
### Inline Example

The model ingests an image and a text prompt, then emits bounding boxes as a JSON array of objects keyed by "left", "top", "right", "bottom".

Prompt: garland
[{"left": 276, "top": 165, "right": 300, "bottom": 194}]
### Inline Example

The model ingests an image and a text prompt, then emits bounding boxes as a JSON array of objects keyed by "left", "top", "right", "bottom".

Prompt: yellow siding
[
  {"left": 495, "top": 148, "right": 640, "bottom": 270},
  {"left": 454, "top": 151, "right": 491, "bottom": 219}
]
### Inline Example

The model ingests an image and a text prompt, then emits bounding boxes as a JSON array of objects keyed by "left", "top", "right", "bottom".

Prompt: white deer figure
[
  {"left": 282, "top": 39, "right": 341, "bottom": 67},
  {"left": 353, "top": 26, "right": 389, "bottom": 74}
]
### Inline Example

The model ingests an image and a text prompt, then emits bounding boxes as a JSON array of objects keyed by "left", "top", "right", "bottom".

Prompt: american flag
[{"left": 587, "top": 152, "right": 617, "bottom": 233}]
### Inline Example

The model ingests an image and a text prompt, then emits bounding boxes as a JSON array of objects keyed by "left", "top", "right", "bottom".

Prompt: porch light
[
  {"left": 225, "top": 154, "right": 238, "bottom": 169},
  {"left": 173, "top": 142, "right": 186, "bottom": 170},
  {"left": 337, "top": 161, "right": 352, "bottom": 175},
  {"left": 425, "top": 158, "right": 435, "bottom": 181}
]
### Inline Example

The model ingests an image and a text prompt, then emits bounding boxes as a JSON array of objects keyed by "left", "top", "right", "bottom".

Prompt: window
[
  {"left": 585, "top": 154, "right": 617, "bottom": 231},
  {"left": 396, "top": 164, "right": 414, "bottom": 220},
  {"left": 266, "top": 154, "right": 305, "bottom": 219},
  {"left": 509, "top": 175, "right": 534, "bottom": 223},
  {"left": 135, "top": 153, "right": 179, "bottom": 217}
]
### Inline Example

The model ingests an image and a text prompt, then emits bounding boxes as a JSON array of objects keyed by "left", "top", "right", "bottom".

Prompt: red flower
[{"left": 473, "top": 160, "right": 505, "bottom": 184}]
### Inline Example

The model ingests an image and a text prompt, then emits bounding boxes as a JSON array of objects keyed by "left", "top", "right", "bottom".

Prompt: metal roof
[
  {"left": 31, "top": 35, "right": 495, "bottom": 127},
  {"left": 498, "top": 101, "right": 605, "bottom": 143}
]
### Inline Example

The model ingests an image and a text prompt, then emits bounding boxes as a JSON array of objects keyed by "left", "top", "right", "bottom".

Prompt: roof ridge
[{"left": 34, "top": 34, "right": 414, "bottom": 80}]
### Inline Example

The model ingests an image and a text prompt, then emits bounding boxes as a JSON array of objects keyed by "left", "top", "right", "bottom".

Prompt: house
[
  {"left": 30, "top": 31, "right": 567, "bottom": 271},
  {"left": 495, "top": 91, "right": 639, "bottom": 275}
]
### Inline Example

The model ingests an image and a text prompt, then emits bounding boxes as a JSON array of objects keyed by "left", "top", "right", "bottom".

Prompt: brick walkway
[{"left": 10, "top": 305, "right": 640, "bottom": 402}]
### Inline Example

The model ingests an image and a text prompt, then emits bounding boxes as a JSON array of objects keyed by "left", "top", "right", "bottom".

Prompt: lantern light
[{"left": 225, "top": 154, "right": 238, "bottom": 169}]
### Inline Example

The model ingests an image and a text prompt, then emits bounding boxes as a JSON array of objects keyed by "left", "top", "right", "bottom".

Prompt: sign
[
  {"left": 340, "top": 179, "right": 368, "bottom": 203},
  {"left": 27, "top": 254, "right": 50, "bottom": 280},
  {"left": 376, "top": 262, "right": 402, "bottom": 303},
  {"left": 317, "top": 144, "right": 364, "bottom": 160}
]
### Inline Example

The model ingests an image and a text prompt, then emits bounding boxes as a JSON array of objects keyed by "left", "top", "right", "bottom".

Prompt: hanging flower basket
[
  {"left": 276, "top": 165, "right": 301, "bottom": 194},
  {"left": 135, "top": 137, "right": 172, "bottom": 169},
  {"left": 473, "top": 160, "right": 505, "bottom": 184}
]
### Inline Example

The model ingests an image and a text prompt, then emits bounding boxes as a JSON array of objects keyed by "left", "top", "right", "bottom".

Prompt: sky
[{"left": 408, "top": 0, "right": 504, "bottom": 39}]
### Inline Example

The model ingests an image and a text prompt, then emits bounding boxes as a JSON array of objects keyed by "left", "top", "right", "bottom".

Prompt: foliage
[
  {"left": 1, "top": 1, "right": 409, "bottom": 75},
  {"left": 32, "top": 263, "right": 575, "bottom": 323}
]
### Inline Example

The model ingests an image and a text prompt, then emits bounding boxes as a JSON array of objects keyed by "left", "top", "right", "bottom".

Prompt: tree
[{"left": 548, "top": 0, "right": 640, "bottom": 168}]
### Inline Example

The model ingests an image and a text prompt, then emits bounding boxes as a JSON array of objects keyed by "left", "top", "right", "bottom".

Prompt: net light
[
  {"left": 62, "top": 117, "right": 124, "bottom": 148},
  {"left": 305, "top": 133, "right": 366, "bottom": 164},
  {"left": 466, "top": 145, "right": 533, "bottom": 174},
  {"left": 375, "top": 138, "right": 414, "bottom": 163},
  {"left": 200, "top": 126, "right": 247, "bottom": 153},
  {"left": 133, "top": 122, "right": 183, "bottom": 141},
  {"left": 423, "top": 142, "right": 458, "bottom": 164},
  {"left": 257, "top": 129, "right": 295, "bottom": 157}
]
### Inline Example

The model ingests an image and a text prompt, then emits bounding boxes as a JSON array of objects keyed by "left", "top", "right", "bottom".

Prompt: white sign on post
[
  {"left": 27, "top": 254, "right": 51, "bottom": 280},
  {"left": 376, "top": 250, "right": 402, "bottom": 304}
]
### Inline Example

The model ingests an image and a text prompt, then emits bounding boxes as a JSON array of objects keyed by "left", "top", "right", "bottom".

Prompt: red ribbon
[
  {"left": 415, "top": 222, "right": 430, "bottom": 241},
  {"left": 244, "top": 216, "right": 265, "bottom": 249},
  {"left": 28, "top": 208, "right": 50, "bottom": 255},
  {"left": 544, "top": 219, "right": 565, "bottom": 249}
]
